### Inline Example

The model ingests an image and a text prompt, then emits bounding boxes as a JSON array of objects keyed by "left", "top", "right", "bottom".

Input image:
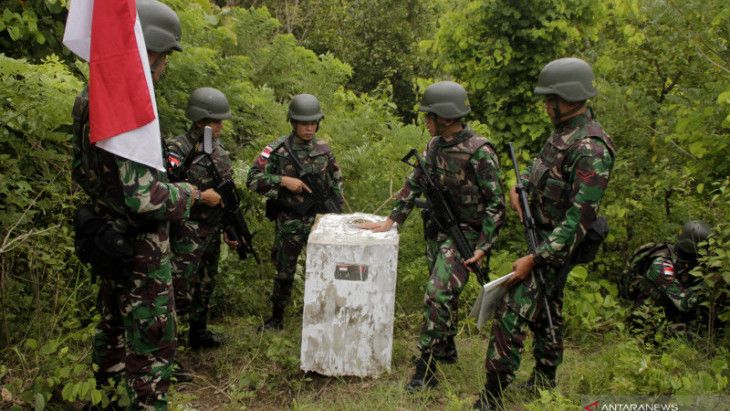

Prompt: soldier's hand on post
[
  {"left": 504, "top": 254, "right": 535, "bottom": 287},
  {"left": 200, "top": 188, "right": 222, "bottom": 207},
  {"left": 464, "top": 249, "right": 486, "bottom": 266},
  {"left": 281, "top": 176, "right": 312, "bottom": 193},
  {"left": 358, "top": 218, "right": 394, "bottom": 233},
  {"left": 509, "top": 186, "right": 524, "bottom": 222}
]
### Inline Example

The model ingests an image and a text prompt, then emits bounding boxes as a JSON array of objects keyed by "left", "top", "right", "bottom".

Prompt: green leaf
[
  {"left": 91, "top": 389, "right": 102, "bottom": 405},
  {"left": 570, "top": 265, "right": 588, "bottom": 282},
  {"left": 34, "top": 392, "right": 45, "bottom": 411}
]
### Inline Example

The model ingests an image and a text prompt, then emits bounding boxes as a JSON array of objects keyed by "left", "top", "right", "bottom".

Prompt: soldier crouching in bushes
[{"left": 619, "top": 221, "right": 714, "bottom": 337}]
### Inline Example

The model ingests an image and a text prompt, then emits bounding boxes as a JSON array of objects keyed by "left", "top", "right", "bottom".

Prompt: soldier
[
  {"left": 71, "top": 1, "right": 221, "bottom": 409},
  {"left": 620, "top": 221, "right": 711, "bottom": 333},
  {"left": 247, "top": 94, "right": 344, "bottom": 330},
  {"left": 473, "top": 57, "right": 616, "bottom": 410},
  {"left": 360, "top": 81, "right": 506, "bottom": 391},
  {"left": 168, "top": 87, "right": 234, "bottom": 351}
]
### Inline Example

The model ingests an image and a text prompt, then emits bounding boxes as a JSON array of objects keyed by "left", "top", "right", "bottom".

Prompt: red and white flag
[{"left": 63, "top": 0, "right": 165, "bottom": 171}]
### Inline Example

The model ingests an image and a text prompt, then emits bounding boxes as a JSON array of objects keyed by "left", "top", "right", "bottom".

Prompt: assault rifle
[
  {"left": 401, "top": 149, "right": 488, "bottom": 285},
  {"left": 199, "top": 127, "right": 260, "bottom": 263},
  {"left": 281, "top": 136, "right": 341, "bottom": 215},
  {"left": 508, "top": 142, "right": 556, "bottom": 343}
]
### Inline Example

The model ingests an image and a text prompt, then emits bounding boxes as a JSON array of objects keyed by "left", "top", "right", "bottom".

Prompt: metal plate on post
[{"left": 334, "top": 263, "right": 368, "bottom": 281}]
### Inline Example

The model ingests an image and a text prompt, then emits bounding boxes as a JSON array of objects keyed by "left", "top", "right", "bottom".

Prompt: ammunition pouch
[
  {"left": 73, "top": 204, "right": 134, "bottom": 280},
  {"left": 203, "top": 207, "right": 225, "bottom": 227},
  {"left": 572, "top": 216, "right": 609, "bottom": 264},
  {"left": 265, "top": 196, "right": 339, "bottom": 221},
  {"left": 265, "top": 198, "right": 281, "bottom": 221},
  {"left": 421, "top": 209, "right": 438, "bottom": 240}
]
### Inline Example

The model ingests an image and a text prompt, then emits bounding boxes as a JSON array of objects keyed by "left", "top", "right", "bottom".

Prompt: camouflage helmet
[
  {"left": 287, "top": 94, "right": 324, "bottom": 122},
  {"left": 186, "top": 87, "right": 232, "bottom": 123},
  {"left": 137, "top": 0, "right": 182, "bottom": 54},
  {"left": 534, "top": 57, "right": 597, "bottom": 102},
  {"left": 675, "top": 220, "right": 711, "bottom": 257},
  {"left": 418, "top": 81, "right": 471, "bottom": 119}
]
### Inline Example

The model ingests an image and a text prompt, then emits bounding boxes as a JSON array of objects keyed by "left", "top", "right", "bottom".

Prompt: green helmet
[
  {"left": 137, "top": 0, "right": 182, "bottom": 54},
  {"left": 534, "top": 57, "right": 597, "bottom": 102},
  {"left": 675, "top": 220, "right": 711, "bottom": 257},
  {"left": 418, "top": 81, "right": 471, "bottom": 119},
  {"left": 287, "top": 94, "right": 324, "bottom": 122},
  {"left": 186, "top": 87, "right": 232, "bottom": 123}
]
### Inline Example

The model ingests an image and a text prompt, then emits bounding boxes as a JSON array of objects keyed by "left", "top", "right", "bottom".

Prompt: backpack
[{"left": 619, "top": 243, "right": 672, "bottom": 299}]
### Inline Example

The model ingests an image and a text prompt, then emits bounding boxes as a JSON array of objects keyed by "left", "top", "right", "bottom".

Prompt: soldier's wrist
[
  {"left": 532, "top": 253, "right": 546, "bottom": 267},
  {"left": 194, "top": 189, "right": 201, "bottom": 205}
]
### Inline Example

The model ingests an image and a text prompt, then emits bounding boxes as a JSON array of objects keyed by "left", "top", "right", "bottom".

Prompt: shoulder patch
[
  {"left": 661, "top": 260, "right": 675, "bottom": 277},
  {"left": 260, "top": 145, "right": 273, "bottom": 159},
  {"left": 167, "top": 152, "right": 182, "bottom": 169},
  {"left": 313, "top": 139, "right": 333, "bottom": 155}
]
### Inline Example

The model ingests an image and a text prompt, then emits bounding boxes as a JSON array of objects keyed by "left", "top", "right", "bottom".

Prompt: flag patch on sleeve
[
  {"left": 662, "top": 262, "right": 675, "bottom": 277},
  {"left": 167, "top": 153, "right": 181, "bottom": 169},
  {"left": 261, "top": 145, "right": 273, "bottom": 159}
]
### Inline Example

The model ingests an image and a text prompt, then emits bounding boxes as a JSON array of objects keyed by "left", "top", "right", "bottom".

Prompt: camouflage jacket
[
  {"left": 166, "top": 127, "right": 232, "bottom": 222},
  {"left": 389, "top": 127, "right": 506, "bottom": 253},
  {"left": 623, "top": 243, "right": 699, "bottom": 312},
  {"left": 247, "top": 134, "right": 344, "bottom": 214},
  {"left": 71, "top": 87, "right": 194, "bottom": 224},
  {"left": 524, "top": 112, "right": 615, "bottom": 266}
]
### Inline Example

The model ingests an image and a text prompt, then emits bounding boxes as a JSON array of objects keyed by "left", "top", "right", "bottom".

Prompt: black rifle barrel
[
  {"left": 282, "top": 137, "right": 341, "bottom": 214},
  {"left": 199, "top": 150, "right": 259, "bottom": 263},
  {"left": 507, "top": 142, "right": 556, "bottom": 343},
  {"left": 401, "top": 149, "right": 489, "bottom": 285}
]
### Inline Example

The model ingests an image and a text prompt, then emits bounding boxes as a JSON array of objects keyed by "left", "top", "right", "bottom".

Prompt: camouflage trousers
[
  {"left": 92, "top": 226, "right": 175, "bottom": 411},
  {"left": 484, "top": 262, "right": 570, "bottom": 385},
  {"left": 170, "top": 220, "right": 220, "bottom": 326},
  {"left": 270, "top": 213, "right": 315, "bottom": 302},
  {"left": 417, "top": 230, "right": 479, "bottom": 353}
]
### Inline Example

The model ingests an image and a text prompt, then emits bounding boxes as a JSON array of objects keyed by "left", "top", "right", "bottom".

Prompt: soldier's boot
[
  {"left": 514, "top": 364, "right": 556, "bottom": 393},
  {"left": 472, "top": 374, "right": 507, "bottom": 411},
  {"left": 433, "top": 336, "right": 458, "bottom": 364},
  {"left": 171, "top": 361, "right": 194, "bottom": 383},
  {"left": 260, "top": 278, "right": 292, "bottom": 331},
  {"left": 189, "top": 319, "right": 224, "bottom": 350},
  {"left": 261, "top": 301, "right": 285, "bottom": 331},
  {"left": 406, "top": 352, "right": 438, "bottom": 392}
]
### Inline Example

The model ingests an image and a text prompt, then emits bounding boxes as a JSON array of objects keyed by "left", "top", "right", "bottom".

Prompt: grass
[{"left": 169, "top": 309, "right": 723, "bottom": 411}]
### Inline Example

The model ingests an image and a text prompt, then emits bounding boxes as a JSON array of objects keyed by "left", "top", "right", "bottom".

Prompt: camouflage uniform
[
  {"left": 389, "top": 127, "right": 506, "bottom": 355},
  {"left": 485, "top": 111, "right": 615, "bottom": 385},
  {"left": 167, "top": 127, "right": 232, "bottom": 330},
  {"left": 72, "top": 88, "right": 195, "bottom": 410},
  {"left": 247, "top": 134, "right": 344, "bottom": 305},
  {"left": 621, "top": 243, "right": 699, "bottom": 326}
]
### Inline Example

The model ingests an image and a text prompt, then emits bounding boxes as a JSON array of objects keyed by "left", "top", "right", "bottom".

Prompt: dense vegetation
[{"left": 1, "top": 0, "right": 728, "bottom": 409}]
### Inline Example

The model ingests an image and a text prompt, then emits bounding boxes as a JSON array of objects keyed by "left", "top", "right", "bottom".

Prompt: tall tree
[{"left": 428, "top": 0, "right": 599, "bottom": 142}]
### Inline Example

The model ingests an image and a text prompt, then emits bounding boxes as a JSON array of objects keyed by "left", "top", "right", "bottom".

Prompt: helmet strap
[
  {"left": 432, "top": 114, "right": 462, "bottom": 138},
  {"left": 149, "top": 52, "right": 168, "bottom": 74},
  {"left": 550, "top": 98, "right": 586, "bottom": 125}
]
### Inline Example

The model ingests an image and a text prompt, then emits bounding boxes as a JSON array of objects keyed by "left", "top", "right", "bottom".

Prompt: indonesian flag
[{"left": 63, "top": 0, "right": 165, "bottom": 171}]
